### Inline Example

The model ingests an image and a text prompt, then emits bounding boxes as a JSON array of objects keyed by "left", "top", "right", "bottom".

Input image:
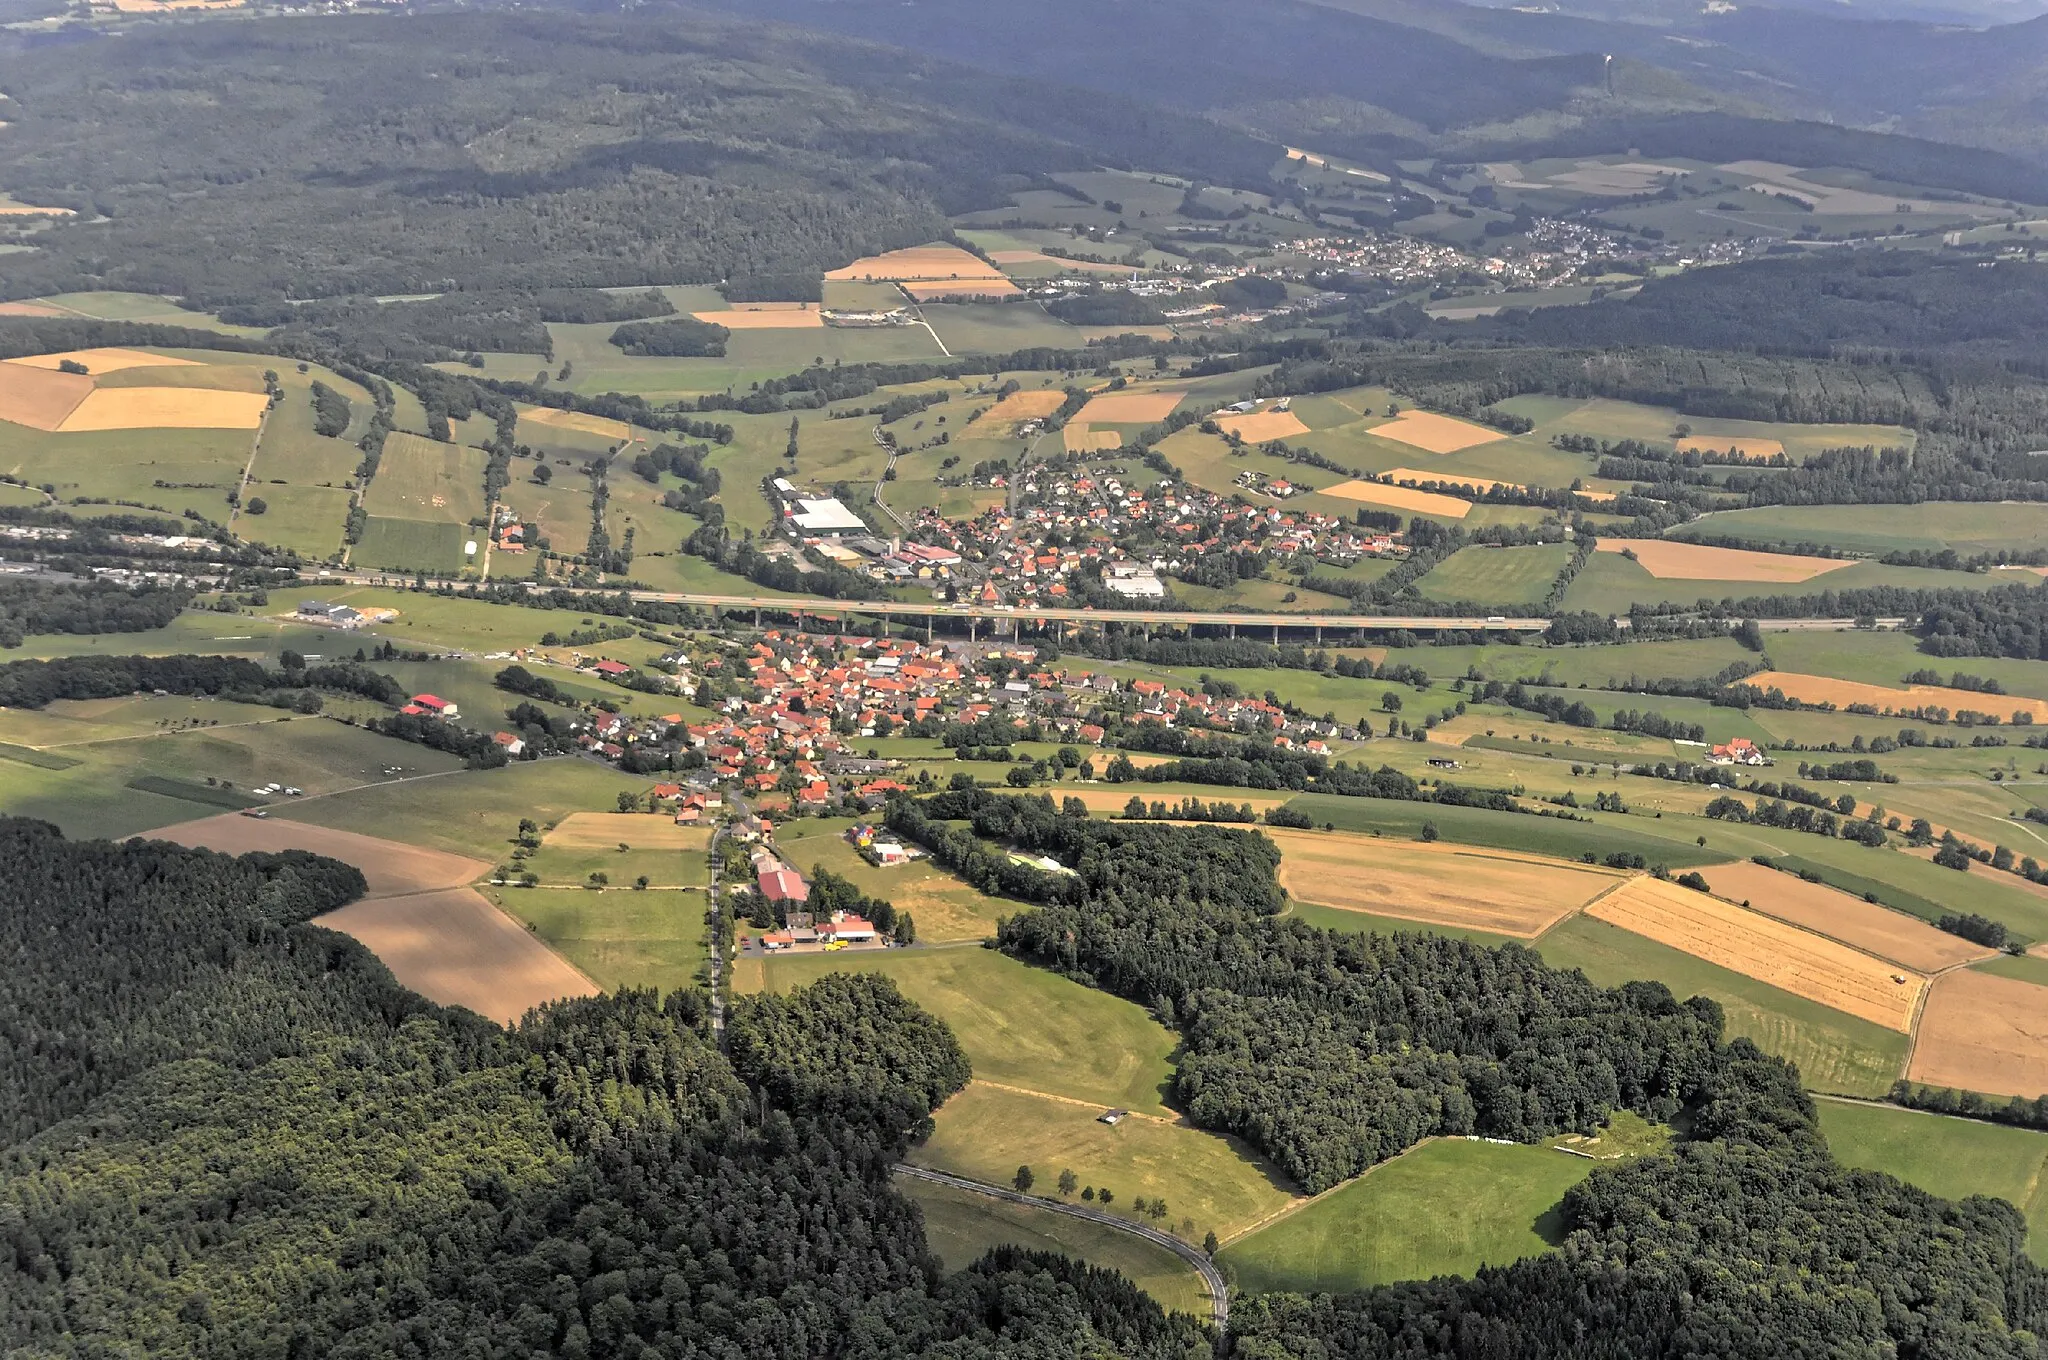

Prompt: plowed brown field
[{"left": 1908, "top": 971, "right": 2048, "bottom": 1098}]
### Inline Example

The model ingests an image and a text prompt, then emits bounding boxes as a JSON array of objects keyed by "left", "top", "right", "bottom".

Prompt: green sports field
[
  {"left": 898, "top": 1176, "right": 1209, "bottom": 1316},
  {"left": 743, "top": 946, "right": 1177, "bottom": 1115},
  {"left": 1219, "top": 1137, "right": 1597, "bottom": 1293},
  {"left": 1815, "top": 1098, "right": 2048, "bottom": 1261},
  {"left": 1416, "top": 544, "right": 1573, "bottom": 606},
  {"left": 1534, "top": 914, "right": 1909, "bottom": 1097}
]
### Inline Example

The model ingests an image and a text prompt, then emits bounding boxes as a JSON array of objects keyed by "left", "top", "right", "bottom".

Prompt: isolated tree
[
  {"left": 617, "top": 791, "right": 640, "bottom": 813},
  {"left": 1420, "top": 821, "right": 1440, "bottom": 842},
  {"left": 1203, "top": 1231, "right": 1219, "bottom": 1257},
  {"left": 1097, "top": 1187, "right": 1113, "bottom": 1206},
  {"left": 1080, "top": 1187, "right": 1095, "bottom": 1202},
  {"left": 533, "top": 463, "right": 553, "bottom": 485},
  {"left": 244, "top": 497, "right": 268, "bottom": 515},
  {"left": 1057, "top": 1168, "right": 1078, "bottom": 1198},
  {"left": 1013, "top": 1165, "right": 1034, "bottom": 1193}
]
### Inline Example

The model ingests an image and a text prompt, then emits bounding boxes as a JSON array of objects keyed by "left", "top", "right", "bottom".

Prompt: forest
[
  {"left": 0, "top": 817, "right": 1207, "bottom": 1356},
  {"left": 0, "top": 11, "right": 1273, "bottom": 308}
]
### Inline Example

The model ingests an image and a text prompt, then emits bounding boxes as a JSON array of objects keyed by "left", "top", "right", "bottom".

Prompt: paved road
[{"left": 894, "top": 1163, "right": 1229, "bottom": 1331}]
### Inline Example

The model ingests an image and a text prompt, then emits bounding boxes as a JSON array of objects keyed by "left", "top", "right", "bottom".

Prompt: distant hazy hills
[{"left": 714, "top": 0, "right": 2048, "bottom": 166}]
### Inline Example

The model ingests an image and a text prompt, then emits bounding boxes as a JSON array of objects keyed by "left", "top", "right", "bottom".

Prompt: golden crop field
[
  {"left": 1077, "top": 391, "right": 1185, "bottom": 423},
  {"left": 1701, "top": 861, "right": 1994, "bottom": 972},
  {"left": 1214, "top": 410, "right": 1311, "bottom": 440},
  {"left": 7, "top": 348, "right": 201, "bottom": 375},
  {"left": 1064, "top": 425, "right": 1122, "bottom": 453},
  {"left": 57, "top": 387, "right": 268, "bottom": 431},
  {"left": 1266, "top": 828, "right": 1623, "bottom": 937},
  {"left": 545, "top": 811, "right": 712, "bottom": 851},
  {"left": 1586, "top": 875, "right": 1925, "bottom": 1031},
  {"left": 1368, "top": 411, "right": 1507, "bottom": 453},
  {"left": 691, "top": 307, "right": 825, "bottom": 329},
  {"left": 1742, "top": 671, "right": 2048, "bottom": 723},
  {"left": 1383, "top": 468, "right": 1527, "bottom": 494},
  {"left": 520, "top": 406, "right": 638, "bottom": 441},
  {"left": 1321, "top": 480, "right": 1473, "bottom": 518},
  {"left": 964, "top": 389, "right": 1067, "bottom": 438},
  {"left": 1595, "top": 539, "right": 1856, "bottom": 583},
  {"left": 826, "top": 244, "right": 1005, "bottom": 282},
  {"left": 901, "top": 279, "right": 1023, "bottom": 300}
]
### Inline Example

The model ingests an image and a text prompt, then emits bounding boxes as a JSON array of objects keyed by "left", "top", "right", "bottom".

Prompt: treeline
[
  {"left": 0, "top": 580, "right": 189, "bottom": 649},
  {"left": 1, "top": 819, "right": 1202, "bottom": 1357},
  {"left": 895, "top": 788, "right": 1718, "bottom": 1193},
  {"left": 0, "top": 652, "right": 404, "bottom": 711}
]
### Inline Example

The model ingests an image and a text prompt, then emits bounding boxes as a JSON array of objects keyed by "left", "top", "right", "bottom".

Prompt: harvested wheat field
[
  {"left": 0, "top": 364, "right": 93, "bottom": 431},
  {"left": 545, "top": 811, "right": 712, "bottom": 851},
  {"left": 1077, "top": 390, "right": 1185, "bottom": 424},
  {"left": 57, "top": 387, "right": 267, "bottom": 431},
  {"left": 965, "top": 389, "right": 1067, "bottom": 437},
  {"left": 7, "top": 347, "right": 201, "bottom": 375},
  {"left": 901, "top": 279, "right": 1023, "bottom": 301},
  {"left": 1702, "top": 860, "right": 1993, "bottom": 972},
  {"left": 521, "top": 406, "right": 636, "bottom": 441},
  {"left": 1587, "top": 875, "right": 1924, "bottom": 1030},
  {"left": 1384, "top": 468, "right": 1528, "bottom": 495},
  {"left": 146, "top": 813, "right": 489, "bottom": 897},
  {"left": 1368, "top": 410, "right": 1507, "bottom": 453},
  {"left": 692, "top": 307, "right": 825, "bottom": 329},
  {"left": 316, "top": 888, "right": 597, "bottom": 1024},
  {"left": 145, "top": 813, "right": 594, "bottom": 1023},
  {"left": 1677, "top": 436, "right": 1784, "bottom": 458},
  {"left": 1267, "top": 829, "right": 1623, "bottom": 937},
  {"left": 988, "top": 250, "right": 1136, "bottom": 274},
  {"left": 827, "top": 244, "right": 1005, "bottom": 282},
  {"left": 1741, "top": 671, "right": 2048, "bottom": 724},
  {"left": 1321, "top": 480, "right": 1473, "bottom": 518},
  {"left": 1215, "top": 410, "right": 1311, "bottom": 441},
  {"left": 1595, "top": 539, "right": 1854, "bottom": 583},
  {"left": 1064, "top": 424, "right": 1122, "bottom": 453},
  {"left": 1908, "top": 971, "right": 2048, "bottom": 1098},
  {"left": 0, "top": 200, "right": 73, "bottom": 216},
  {"left": 0, "top": 301, "right": 64, "bottom": 317}
]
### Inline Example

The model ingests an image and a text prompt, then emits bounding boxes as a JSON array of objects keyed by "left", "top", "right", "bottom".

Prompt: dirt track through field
[
  {"left": 1367, "top": 411, "right": 1506, "bottom": 453},
  {"left": 1596, "top": 539, "right": 1854, "bottom": 583},
  {"left": 1267, "top": 829, "right": 1621, "bottom": 936},
  {"left": 144, "top": 813, "right": 596, "bottom": 1023},
  {"left": 1701, "top": 860, "right": 1993, "bottom": 971},
  {"left": 1586, "top": 875, "right": 1924, "bottom": 1030},
  {"left": 1908, "top": 970, "right": 2048, "bottom": 1098}
]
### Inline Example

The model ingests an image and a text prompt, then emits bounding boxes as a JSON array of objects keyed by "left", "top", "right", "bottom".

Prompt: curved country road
[{"left": 894, "top": 1163, "right": 1229, "bottom": 1331}]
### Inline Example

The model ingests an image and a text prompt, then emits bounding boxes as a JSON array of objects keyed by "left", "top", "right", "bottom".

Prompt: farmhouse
[
  {"left": 403, "top": 693, "right": 459, "bottom": 719},
  {"left": 1709, "top": 737, "right": 1768, "bottom": 766},
  {"left": 591, "top": 659, "right": 633, "bottom": 678}
]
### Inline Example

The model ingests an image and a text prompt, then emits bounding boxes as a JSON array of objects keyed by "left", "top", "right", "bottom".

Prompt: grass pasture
[
  {"left": 486, "top": 884, "right": 709, "bottom": 993},
  {"left": 1535, "top": 914, "right": 1909, "bottom": 1097},
  {"left": 769, "top": 818, "right": 1016, "bottom": 942},
  {"left": 1675, "top": 503, "right": 2048, "bottom": 558},
  {"left": 1561, "top": 551, "right": 2004, "bottom": 614},
  {"left": 516, "top": 812, "right": 711, "bottom": 890},
  {"left": 1416, "top": 544, "right": 1571, "bottom": 606},
  {"left": 364, "top": 432, "right": 489, "bottom": 524},
  {"left": 1815, "top": 1099, "right": 2048, "bottom": 1262},
  {"left": 1282, "top": 794, "right": 1723, "bottom": 869},
  {"left": 899, "top": 1176, "right": 1209, "bottom": 1316},
  {"left": 1220, "top": 1138, "right": 1596, "bottom": 1293},
  {"left": 912, "top": 1082, "right": 1297, "bottom": 1245},
  {"left": 277, "top": 758, "right": 655, "bottom": 858},
  {"left": 352, "top": 517, "right": 472, "bottom": 574},
  {"left": 743, "top": 946, "right": 1177, "bottom": 1116}
]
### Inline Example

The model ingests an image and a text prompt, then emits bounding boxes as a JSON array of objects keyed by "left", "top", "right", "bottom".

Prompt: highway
[
  {"left": 893, "top": 1163, "right": 1230, "bottom": 1330},
  {"left": 303, "top": 570, "right": 1551, "bottom": 633}
]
